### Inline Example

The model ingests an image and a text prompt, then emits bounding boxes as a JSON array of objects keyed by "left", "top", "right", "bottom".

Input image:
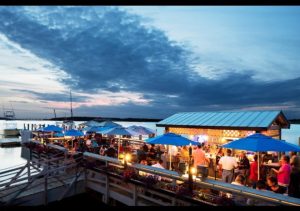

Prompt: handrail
[
  {"left": 0, "top": 163, "right": 28, "bottom": 172},
  {"left": 83, "top": 152, "right": 300, "bottom": 206}
]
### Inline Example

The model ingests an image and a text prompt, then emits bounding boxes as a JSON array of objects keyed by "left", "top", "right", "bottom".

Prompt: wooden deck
[{"left": 1, "top": 141, "right": 300, "bottom": 207}]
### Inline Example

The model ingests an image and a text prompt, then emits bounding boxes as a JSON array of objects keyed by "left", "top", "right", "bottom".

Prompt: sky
[{"left": 0, "top": 6, "right": 300, "bottom": 119}]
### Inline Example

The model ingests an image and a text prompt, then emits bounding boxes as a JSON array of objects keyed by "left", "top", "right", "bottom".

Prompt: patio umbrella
[
  {"left": 98, "top": 120, "right": 122, "bottom": 127},
  {"left": 128, "top": 125, "right": 156, "bottom": 135},
  {"left": 145, "top": 133, "right": 199, "bottom": 170},
  {"left": 38, "top": 125, "right": 63, "bottom": 132},
  {"left": 222, "top": 133, "right": 300, "bottom": 179},
  {"left": 64, "top": 129, "right": 84, "bottom": 137},
  {"left": 85, "top": 126, "right": 115, "bottom": 133},
  {"left": 102, "top": 127, "right": 139, "bottom": 158},
  {"left": 53, "top": 132, "right": 64, "bottom": 137},
  {"left": 82, "top": 120, "right": 103, "bottom": 127}
]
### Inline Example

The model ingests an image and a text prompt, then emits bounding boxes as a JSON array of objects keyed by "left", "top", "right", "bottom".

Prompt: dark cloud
[
  {"left": 1, "top": 6, "right": 300, "bottom": 118},
  {"left": 10, "top": 89, "right": 88, "bottom": 103}
]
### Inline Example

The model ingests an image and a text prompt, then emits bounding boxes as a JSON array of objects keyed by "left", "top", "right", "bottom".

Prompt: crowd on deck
[{"left": 40, "top": 132, "right": 300, "bottom": 201}]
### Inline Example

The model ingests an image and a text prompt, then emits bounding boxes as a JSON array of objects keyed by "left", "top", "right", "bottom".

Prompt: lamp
[{"left": 124, "top": 153, "right": 131, "bottom": 169}]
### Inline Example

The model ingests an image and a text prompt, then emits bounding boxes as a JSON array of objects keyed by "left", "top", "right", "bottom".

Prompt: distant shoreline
[
  {"left": 0, "top": 116, "right": 162, "bottom": 122},
  {"left": 1, "top": 117, "right": 300, "bottom": 124}
]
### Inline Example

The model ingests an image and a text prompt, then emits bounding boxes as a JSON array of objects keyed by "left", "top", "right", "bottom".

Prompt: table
[{"left": 261, "top": 162, "right": 280, "bottom": 178}]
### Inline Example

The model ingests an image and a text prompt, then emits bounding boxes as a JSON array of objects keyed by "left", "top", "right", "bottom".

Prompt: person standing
[
  {"left": 249, "top": 154, "right": 259, "bottom": 188},
  {"left": 192, "top": 144, "right": 209, "bottom": 168},
  {"left": 218, "top": 149, "right": 238, "bottom": 183},
  {"left": 288, "top": 155, "right": 300, "bottom": 198},
  {"left": 272, "top": 155, "right": 291, "bottom": 193},
  {"left": 238, "top": 151, "right": 250, "bottom": 183}
]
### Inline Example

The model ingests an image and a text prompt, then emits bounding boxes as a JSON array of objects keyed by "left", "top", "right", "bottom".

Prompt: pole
[
  {"left": 118, "top": 137, "right": 120, "bottom": 159},
  {"left": 188, "top": 144, "right": 193, "bottom": 193},
  {"left": 169, "top": 145, "right": 172, "bottom": 170},
  {"left": 258, "top": 152, "right": 260, "bottom": 180}
]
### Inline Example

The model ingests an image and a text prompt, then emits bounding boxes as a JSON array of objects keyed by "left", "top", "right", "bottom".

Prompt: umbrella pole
[
  {"left": 118, "top": 137, "right": 120, "bottom": 159},
  {"left": 258, "top": 152, "right": 260, "bottom": 180},
  {"left": 169, "top": 146, "right": 172, "bottom": 170}
]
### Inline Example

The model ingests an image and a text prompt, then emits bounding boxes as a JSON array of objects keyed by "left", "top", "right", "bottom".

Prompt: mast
[
  {"left": 53, "top": 108, "right": 57, "bottom": 118},
  {"left": 70, "top": 90, "right": 73, "bottom": 120}
]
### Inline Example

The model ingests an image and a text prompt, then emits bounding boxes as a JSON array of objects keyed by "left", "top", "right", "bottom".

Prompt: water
[{"left": 0, "top": 120, "right": 299, "bottom": 171}]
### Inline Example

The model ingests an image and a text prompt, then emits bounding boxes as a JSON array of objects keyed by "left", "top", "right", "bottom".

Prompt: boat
[{"left": 0, "top": 104, "right": 20, "bottom": 138}]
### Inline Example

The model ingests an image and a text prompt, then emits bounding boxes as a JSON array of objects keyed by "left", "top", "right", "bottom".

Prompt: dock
[
  {"left": 0, "top": 138, "right": 21, "bottom": 147},
  {"left": 1, "top": 141, "right": 300, "bottom": 206}
]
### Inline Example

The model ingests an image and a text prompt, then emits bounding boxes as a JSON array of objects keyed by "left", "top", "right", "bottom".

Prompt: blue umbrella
[
  {"left": 222, "top": 133, "right": 300, "bottom": 152},
  {"left": 98, "top": 120, "right": 122, "bottom": 127},
  {"left": 128, "top": 125, "right": 156, "bottom": 135},
  {"left": 38, "top": 125, "right": 63, "bottom": 132},
  {"left": 146, "top": 133, "right": 199, "bottom": 170},
  {"left": 102, "top": 127, "right": 139, "bottom": 158},
  {"left": 54, "top": 132, "right": 64, "bottom": 137},
  {"left": 64, "top": 129, "right": 84, "bottom": 137},
  {"left": 102, "top": 127, "right": 139, "bottom": 136},
  {"left": 222, "top": 133, "right": 300, "bottom": 180},
  {"left": 83, "top": 120, "right": 103, "bottom": 127},
  {"left": 85, "top": 126, "right": 114, "bottom": 133},
  {"left": 145, "top": 133, "right": 199, "bottom": 146}
]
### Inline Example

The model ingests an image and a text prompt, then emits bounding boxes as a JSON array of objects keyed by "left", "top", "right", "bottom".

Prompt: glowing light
[
  {"left": 190, "top": 167, "right": 197, "bottom": 175},
  {"left": 125, "top": 153, "right": 131, "bottom": 162}
]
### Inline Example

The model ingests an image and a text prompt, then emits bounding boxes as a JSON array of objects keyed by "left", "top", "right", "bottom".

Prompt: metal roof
[{"left": 156, "top": 110, "right": 290, "bottom": 129}]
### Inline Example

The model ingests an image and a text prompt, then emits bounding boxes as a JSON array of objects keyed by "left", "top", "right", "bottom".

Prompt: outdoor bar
[{"left": 156, "top": 110, "right": 291, "bottom": 179}]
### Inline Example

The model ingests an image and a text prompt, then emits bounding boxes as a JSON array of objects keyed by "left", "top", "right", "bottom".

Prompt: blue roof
[{"left": 157, "top": 110, "right": 289, "bottom": 129}]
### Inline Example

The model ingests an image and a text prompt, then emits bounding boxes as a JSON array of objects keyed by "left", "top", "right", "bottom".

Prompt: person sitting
[
  {"left": 99, "top": 145, "right": 106, "bottom": 156},
  {"left": 231, "top": 174, "right": 246, "bottom": 186},
  {"left": 148, "top": 144, "right": 157, "bottom": 160},
  {"left": 151, "top": 159, "right": 165, "bottom": 181},
  {"left": 139, "top": 160, "right": 148, "bottom": 176},
  {"left": 230, "top": 174, "right": 247, "bottom": 205},
  {"left": 152, "top": 159, "right": 165, "bottom": 169},
  {"left": 288, "top": 155, "right": 300, "bottom": 198},
  {"left": 247, "top": 180, "right": 274, "bottom": 206},
  {"left": 266, "top": 176, "right": 286, "bottom": 194},
  {"left": 137, "top": 145, "right": 147, "bottom": 162},
  {"left": 104, "top": 144, "right": 117, "bottom": 158},
  {"left": 142, "top": 143, "right": 149, "bottom": 153}
]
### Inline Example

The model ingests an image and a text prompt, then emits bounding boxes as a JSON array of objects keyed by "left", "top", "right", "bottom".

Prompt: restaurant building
[{"left": 156, "top": 110, "right": 290, "bottom": 145}]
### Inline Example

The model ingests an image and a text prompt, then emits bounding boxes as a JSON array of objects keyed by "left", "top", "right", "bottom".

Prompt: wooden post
[
  {"left": 132, "top": 184, "right": 137, "bottom": 206},
  {"left": 44, "top": 159, "right": 48, "bottom": 205},
  {"left": 188, "top": 144, "right": 193, "bottom": 193},
  {"left": 104, "top": 174, "right": 109, "bottom": 204},
  {"left": 27, "top": 161, "right": 31, "bottom": 180}
]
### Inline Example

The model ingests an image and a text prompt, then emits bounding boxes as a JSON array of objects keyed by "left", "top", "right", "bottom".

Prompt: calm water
[{"left": 0, "top": 120, "right": 299, "bottom": 171}]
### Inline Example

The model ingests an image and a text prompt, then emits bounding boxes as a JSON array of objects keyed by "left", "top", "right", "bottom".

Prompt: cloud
[
  {"left": 10, "top": 89, "right": 87, "bottom": 102},
  {"left": 1, "top": 6, "right": 300, "bottom": 119}
]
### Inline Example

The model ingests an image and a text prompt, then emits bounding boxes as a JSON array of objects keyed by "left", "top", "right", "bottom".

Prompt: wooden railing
[
  {"left": 83, "top": 152, "right": 300, "bottom": 206},
  {"left": 2, "top": 141, "right": 300, "bottom": 206}
]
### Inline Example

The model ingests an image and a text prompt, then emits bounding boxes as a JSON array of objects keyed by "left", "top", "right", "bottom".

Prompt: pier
[
  {"left": 0, "top": 138, "right": 21, "bottom": 147},
  {"left": 1, "top": 141, "right": 300, "bottom": 206}
]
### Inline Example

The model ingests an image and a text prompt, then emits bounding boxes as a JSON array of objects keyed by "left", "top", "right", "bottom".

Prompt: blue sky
[{"left": 0, "top": 6, "right": 300, "bottom": 119}]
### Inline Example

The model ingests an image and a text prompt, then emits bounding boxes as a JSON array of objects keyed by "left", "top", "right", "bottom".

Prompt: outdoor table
[
  {"left": 262, "top": 162, "right": 280, "bottom": 178},
  {"left": 262, "top": 162, "right": 280, "bottom": 168}
]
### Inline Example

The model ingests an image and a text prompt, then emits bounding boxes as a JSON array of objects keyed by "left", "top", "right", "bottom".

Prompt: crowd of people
[{"left": 48, "top": 133, "right": 300, "bottom": 200}]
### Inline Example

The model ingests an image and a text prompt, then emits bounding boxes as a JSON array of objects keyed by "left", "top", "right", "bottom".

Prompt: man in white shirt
[
  {"left": 151, "top": 159, "right": 165, "bottom": 180},
  {"left": 218, "top": 149, "right": 238, "bottom": 183}
]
